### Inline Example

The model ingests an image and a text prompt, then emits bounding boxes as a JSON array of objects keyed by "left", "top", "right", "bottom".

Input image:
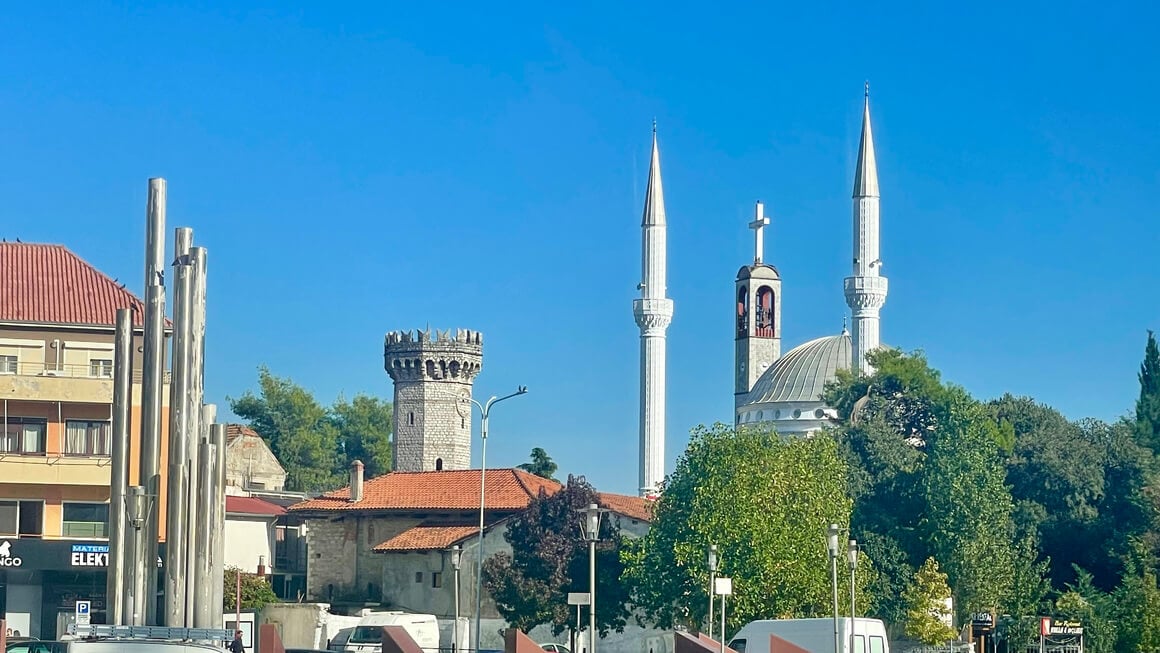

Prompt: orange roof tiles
[
  {"left": 0, "top": 243, "right": 147, "bottom": 327},
  {"left": 289, "top": 468, "right": 653, "bottom": 523},
  {"left": 226, "top": 424, "right": 261, "bottom": 444},
  {"left": 290, "top": 468, "right": 562, "bottom": 512},
  {"left": 372, "top": 525, "right": 479, "bottom": 552},
  {"left": 597, "top": 492, "right": 654, "bottom": 522}
]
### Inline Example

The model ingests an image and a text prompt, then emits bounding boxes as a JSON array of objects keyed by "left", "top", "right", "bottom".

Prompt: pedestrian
[{"left": 230, "top": 630, "right": 245, "bottom": 653}]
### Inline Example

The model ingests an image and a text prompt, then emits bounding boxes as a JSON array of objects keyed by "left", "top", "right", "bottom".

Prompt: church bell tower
[{"left": 734, "top": 201, "right": 781, "bottom": 408}]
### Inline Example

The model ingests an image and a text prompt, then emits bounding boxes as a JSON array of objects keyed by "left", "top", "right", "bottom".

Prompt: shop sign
[
  {"left": 1045, "top": 619, "right": 1084, "bottom": 635},
  {"left": 0, "top": 539, "right": 23, "bottom": 567},
  {"left": 70, "top": 544, "right": 109, "bottom": 567}
]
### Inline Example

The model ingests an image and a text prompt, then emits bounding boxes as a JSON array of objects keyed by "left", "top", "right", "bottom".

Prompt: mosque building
[{"left": 733, "top": 87, "right": 888, "bottom": 434}]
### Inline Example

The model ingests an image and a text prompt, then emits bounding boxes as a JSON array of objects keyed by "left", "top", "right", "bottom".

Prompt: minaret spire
[
  {"left": 844, "top": 86, "right": 888, "bottom": 374},
  {"left": 633, "top": 125, "right": 674, "bottom": 498}
]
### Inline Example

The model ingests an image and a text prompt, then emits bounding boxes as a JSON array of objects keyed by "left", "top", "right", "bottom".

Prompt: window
[
  {"left": 0, "top": 500, "right": 44, "bottom": 537},
  {"left": 0, "top": 355, "right": 16, "bottom": 374},
  {"left": 1, "top": 418, "right": 47, "bottom": 454},
  {"left": 89, "top": 358, "right": 113, "bottom": 378},
  {"left": 869, "top": 637, "right": 885, "bottom": 653},
  {"left": 62, "top": 502, "right": 109, "bottom": 538},
  {"left": 432, "top": 572, "right": 443, "bottom": 588},
  {"left": 435, "top": 458, "right": 443, "bottom": 471},
  {"left": 414, "top": 571, "right": 423, "bottom": 583},
  {"left": 729, "top": 640, "right": 746, "bottom": 653},
  {"left": 65, "top": 420, "right": 111, "bottom": 456},
  {"left": 854, "top": 635, "right": 866, "bottom": 653},
  {"left": 409, "top": 412, "right": 414, "bottom": 425}
]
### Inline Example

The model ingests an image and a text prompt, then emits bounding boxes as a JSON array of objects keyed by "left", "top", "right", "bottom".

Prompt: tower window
[
  {"left": 755, "top": 286, "right": 775, "bottom": 338},
  {"left": 461, "top": 417, "right": 466, "bottom": 429},
  {"left": 409, "top": 412, "right": 414, "bottom": 426},
  {"left": 435, "top": 458, "right": 443, "bottom": 471},
  {"left": 737, "top": 287, "right": 749, "bottom": 338}
]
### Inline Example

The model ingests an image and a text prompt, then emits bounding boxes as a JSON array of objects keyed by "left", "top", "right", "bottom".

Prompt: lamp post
[
  {"left": 848, "top": 540, "right": 859, "bottom": 653},
  {"left": 707, "top": 544, "right": 719, "bottom": 640},
  {"left": 578, "top": 503, "right": 608, "bottom": 653},
  {"left": 826, "top": 524, "right": 841, "bottom": 653},
  {"left": 449, "top": 545, "right": 463, "bottom": 653},
  {"left": 471, "top": 386, "right": 528, "bottom": 653}
]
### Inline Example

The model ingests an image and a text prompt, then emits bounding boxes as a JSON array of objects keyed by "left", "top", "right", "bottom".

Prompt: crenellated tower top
[{"left": 383, "top": 327, "right": 484, "bottom": 472}]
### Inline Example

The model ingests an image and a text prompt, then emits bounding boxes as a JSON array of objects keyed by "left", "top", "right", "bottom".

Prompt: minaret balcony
[{"left": 843, "top": 276, "right": 888, "bottom": 310}]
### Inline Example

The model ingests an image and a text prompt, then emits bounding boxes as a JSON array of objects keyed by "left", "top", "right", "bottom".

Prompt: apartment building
[{"left": 0, "top": 242, "right": 170, "bottom": 638}]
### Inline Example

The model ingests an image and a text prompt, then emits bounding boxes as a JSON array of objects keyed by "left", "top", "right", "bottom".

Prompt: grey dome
[{"left": 746, "top": 332, "right": 852, "bottom": 404}]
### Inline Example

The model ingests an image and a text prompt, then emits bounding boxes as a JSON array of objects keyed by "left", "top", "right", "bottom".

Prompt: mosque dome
[{"left": 745, "top": 331, "right": 852, "bottom": 405}]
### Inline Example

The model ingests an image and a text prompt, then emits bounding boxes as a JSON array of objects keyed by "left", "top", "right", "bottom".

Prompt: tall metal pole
[
  {"left": 139, "top": 178, "right": 167, "bottom": 625},
  {"left": 126, "top": 485, "right": 147, "bottom": 625},
  {"left": 472, "top": 388, "right": 527, "bottom": 653},
  {"left": 193, "top": 438, "right": 216, "bottom": 627},
  {"left": 164, "top": 227, "right": 193, "bottom": 627},
  {"left": 184, "top": 246, "right": 207, "bottom": 623},
  {"left": 474, "top": 411, "right": 488, "bottom": 653},
  {"left": 106, "top": 307, "right": 133, "bottom": 626},
  {"left": 827, "top": 524, "right": 840, "bottom": 653},
  {"left": 719, "top": 593, "right": 726, "bottom": 653},
  {"left": 707, "top": 545, "right": 718, "bottom": 640},
  {"left": 210, "top": 423, "right": 228, "bottom": 620},
  {"left": 589, "top": 538, "right": 597, "bottom": 653},
  {"left": 848, "top": 540, "right": 858, "bottom": 653}
]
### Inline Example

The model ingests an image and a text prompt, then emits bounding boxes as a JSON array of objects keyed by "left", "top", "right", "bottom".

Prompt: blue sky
[{"left": 2, "top": 2, "right": 1157, "bottom": 495}]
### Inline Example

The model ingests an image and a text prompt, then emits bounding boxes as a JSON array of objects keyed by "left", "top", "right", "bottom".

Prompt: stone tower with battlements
[{"left": 384, "top": 328, "right": 483, "bottom": 472}]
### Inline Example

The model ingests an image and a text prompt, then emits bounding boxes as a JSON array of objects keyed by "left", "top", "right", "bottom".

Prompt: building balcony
[
  {"left": 0, "top": 453, "right": 112, "bottom": 486},
  {"left": 0, "top": 361, "right": 170, "bottom": 404}
]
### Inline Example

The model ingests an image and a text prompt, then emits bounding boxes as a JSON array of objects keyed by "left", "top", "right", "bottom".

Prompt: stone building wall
[{"left": 305, "top": 514, "right": 421, "bottom": 602}]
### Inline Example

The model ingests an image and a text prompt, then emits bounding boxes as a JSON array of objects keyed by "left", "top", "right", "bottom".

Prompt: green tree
[
  {"left": 923, "top": 389, "right": 1016, "bottom": 618},
  {"left": 902, "top": 558, "right": 956, "bottom": 645},
  {"left": 1137, "top": 330, "right": 1160, "bottom": 452},
  {"left": 481, "top": 475, "right": 631, "bottom": 637},
  {"left": 1055, "top": 566, "right": 1117, "bottom": 653},
  {"left": 988, "top": 394, "right": 1105, "bottom": 588},
  {"left": 517, "top": 447, "right": 559, "bottom": 481},
  {"left": 229, "top": 366, "right": 343, "bottom": 492},
  {"left": 1113, "top": 554, "right": 1160, "bottom": 653},
  {"left": 331, "top": 394, "right": 393, "bottom": 478},
  {"left": 224, "top": 567, "right": 279, "bottom": 611},
  {"left": 622, "top": 423, "right": 870, "bottom": 633}
]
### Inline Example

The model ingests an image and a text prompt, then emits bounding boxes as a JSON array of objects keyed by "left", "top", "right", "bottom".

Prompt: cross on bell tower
[{"left": 749, "top": 201, "right": 770, "bottom": 264}]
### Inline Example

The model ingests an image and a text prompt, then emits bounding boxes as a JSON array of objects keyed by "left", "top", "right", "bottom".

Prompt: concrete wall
[
  {"left": 226, "top": 515, "right": 276, "bottom": 571},
  {"left": 225, "top": 434, "right": 286, "bottom": 492}
]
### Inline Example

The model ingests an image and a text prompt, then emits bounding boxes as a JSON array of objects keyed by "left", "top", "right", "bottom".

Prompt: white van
[
  {"left": 728, "top": 618, "right": 890, "bottom": 653},
  {"left": 343, "top": 611, "right": 441, "bottom": 653}
]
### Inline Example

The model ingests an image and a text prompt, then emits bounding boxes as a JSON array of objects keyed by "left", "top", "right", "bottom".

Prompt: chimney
[{"left": 350, "top": 460, "right": 365, "bottom": 503}]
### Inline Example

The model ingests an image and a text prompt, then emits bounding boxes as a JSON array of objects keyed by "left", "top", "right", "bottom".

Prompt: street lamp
[
  {"left": 707, "top": 545, "right": 719, "bottom": 640},
  {"left": 448, "top": 545, "right": 463, "bottom": 653},
  {"left": 578, "top": 503, "right": 608, "bottom": 653},
  {"left": 848, "top": 540, "right": 859, "bottom": 653},
  {"left": 471, "top": 386, "right": 528, "bottom": 653},
  {"left": 826, "top": 524, "right": 841, "bottom": 653}
]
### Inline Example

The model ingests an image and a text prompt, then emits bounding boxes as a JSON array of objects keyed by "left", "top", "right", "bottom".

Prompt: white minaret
[
  {"left": 633, "top": 124, "right": 674, "bottom": 498},
  {"left": 844, "top": 84, "right": 889, "bottom": 374}
]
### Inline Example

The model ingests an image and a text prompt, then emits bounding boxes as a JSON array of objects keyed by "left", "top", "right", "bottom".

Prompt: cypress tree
[{"left": 1137, "top": 330, "right": 1160, "bottom": 452}]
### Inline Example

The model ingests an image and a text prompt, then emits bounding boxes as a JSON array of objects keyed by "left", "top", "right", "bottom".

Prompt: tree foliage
[
  {"left": 1137, "top": 330, "right": 1160, "bottom": 452},
  {"left": 224, "top": 567, "right": 279, "bottom": 611},
  {"left": 903, "top": 558, "right": 956, "bottom": 645},
  {"left": 229, "top": 366, "right": 394, "bottom": 492},
  {"left": 517, "top": 447, "right": 559, "bottom": 481},
  {"left": 622, "top": 423, "right": 870, "bottom": 633},
  {"left": 481, "top": 475, "right": 631, "bottom": 637},
  {"left": 332, "top": 394, "right": 394, "bottom": 478}
]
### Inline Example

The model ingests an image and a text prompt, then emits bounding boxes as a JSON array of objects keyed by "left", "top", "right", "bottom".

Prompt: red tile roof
[
  {"left": 226, "top": 495, "right": 287, "bottom": 517},
  {"left": 372, "top": 525, "right": 479, "bottom": 552},
  {"left": 0, "top": 243, "right": 146, "bottom": 327},
  {"left": 289, "top": 469, "right": 653, "bottom": 523},
  {"left": 226, "top": 424, "right": 261, "bottom": 444},
  {"left": 597, "top": 492, "right": 654, "bottom": 522},
  {"left": 290, "top": 468, "right": 562, "bottom": 512}
]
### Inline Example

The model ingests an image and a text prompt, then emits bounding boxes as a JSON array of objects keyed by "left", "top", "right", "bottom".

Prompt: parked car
[{"left": 540, "top": 644, "right": 572, "bottom": 653}]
